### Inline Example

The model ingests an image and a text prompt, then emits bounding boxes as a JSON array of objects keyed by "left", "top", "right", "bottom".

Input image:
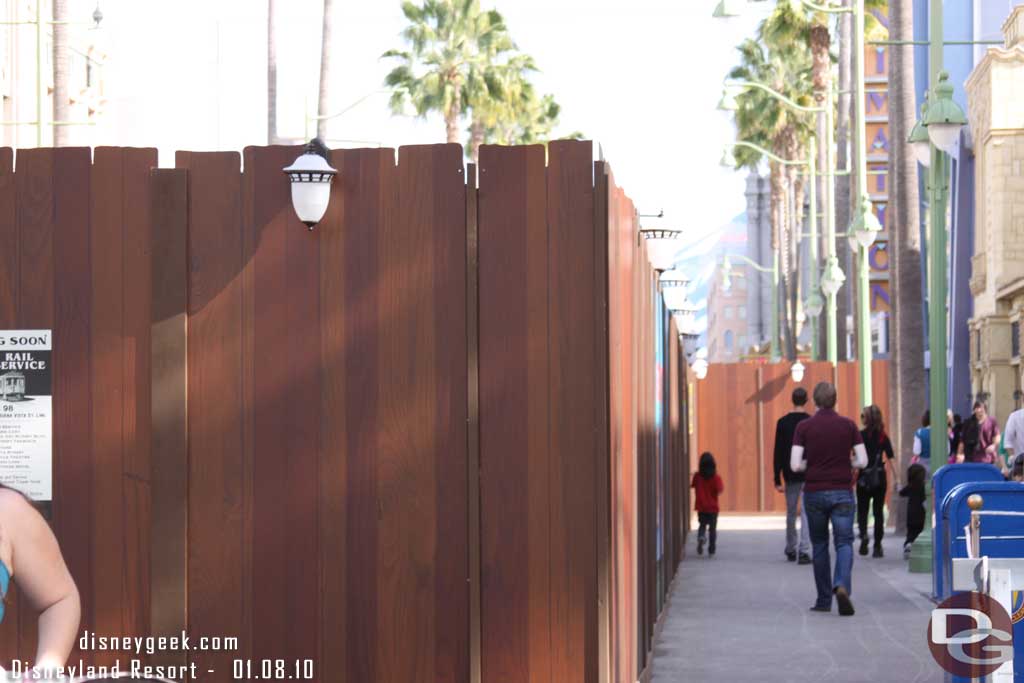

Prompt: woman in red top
[{"left": 692, "top": 452, "right": 724, "bottom": 556}]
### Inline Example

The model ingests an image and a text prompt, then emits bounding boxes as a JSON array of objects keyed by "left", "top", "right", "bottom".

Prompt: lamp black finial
[{"left": 307, "top": 137, "right": 331, "bottom": 161}]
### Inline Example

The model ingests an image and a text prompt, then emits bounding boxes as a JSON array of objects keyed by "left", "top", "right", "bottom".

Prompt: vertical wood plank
[
  {"left": 179, "top": 151, "right": 244, "bottom": 683},
  {"left": 466, "top": 163, "right": 482, "bottom": 683},
  {"left": 547, "top": 140, "right": 597, "bottom": 683},
  {"left": 53, "top": 147, "right": 94, "bottom": 664},
  {"left": 90, "top": 148, "right": 125, "bottom": 667},
  {"left": 478, "top": 144, "right": 549, "bottom": 683},
  {"left": 120, "top": 147, "right": 157, "bottom": 654},
  {"left": 0, "top": 146, "right": 20, "bottom": 665},
  {"left": 149, "top": 168, "right": 189, "bottom": 672},
  {"left": 16, "top": 148, "right": 54, "bottom": 662}
]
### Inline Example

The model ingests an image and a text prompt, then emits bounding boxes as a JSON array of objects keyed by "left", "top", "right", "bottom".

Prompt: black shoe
[
  {"left": 834, "top": 586, "right": 855, "bottom": 616},
  {"left": 809, "top": 604, "right": 831, "bottom": 612},
  {"left": 786, "top": 550, "right": 797, "bottom": 562},
  {"left": 798, "top": 553, "right": 812, "bottom": 565},
  {"left": 859, "top": 538, "right": 869, "bottom": 556},
  {"left": 708, "top": 546, "right": 716, "bottom": 556},
  {"left": 872, "top": 543, "right": 883, "bottom": 558},
  {"left": 697, "top": 537, "right": 704, "bottom": 555}
]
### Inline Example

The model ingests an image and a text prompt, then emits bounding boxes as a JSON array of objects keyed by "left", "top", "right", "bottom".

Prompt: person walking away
[
  {"left": 773, "top": 387, "right": 812, "bottom": 564},
  {"left": 911, "top": 410, "right": 931, "bottom": 465},
  {"left": 957, "top": 401, "right": 1000, "bottom": 464},
  {"left": 791, "top": 382, "right": 868, "bottom": 616},
  {"left": 899, "top": 463, "right": 927, "bottom": 559},
  {"left": 692, "top": 452, "right": 724, "bottom": 556},
  {"left": 950, "top": 413, "right": 963, "bottom": 461},
  {"left": 856, "top": 405, "right": 895, "bottom": 558}
]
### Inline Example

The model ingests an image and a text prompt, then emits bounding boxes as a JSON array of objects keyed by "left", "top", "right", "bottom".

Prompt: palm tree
[
  {"left": 728, "top": 37, "right": 815, "bottom": 360},
  {"left": 383, "top": 0, "right": 512, "bottom": 144},
  {"left": 888, "top": 0, "right": 924, "bottom": 486},
  {"left": 464, "top": 47, "right": 534, "bottom": 162},
  {"left": 317, "top": 0, "right": 335, "bottom": 139},
  {"left": 268, "top": 0, "right": 278, "bottom": 144},
  {"left": 53, "top": 0, "right": 69, "bottom": 146}
]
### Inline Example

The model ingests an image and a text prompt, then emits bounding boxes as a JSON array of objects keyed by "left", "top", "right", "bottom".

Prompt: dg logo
[{"left": 929, "top": 592, "right": 1014, "bottom": 677}]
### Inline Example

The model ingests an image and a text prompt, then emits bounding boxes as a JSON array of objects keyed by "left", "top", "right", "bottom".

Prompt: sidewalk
[{"left": 650, "top": 516, "right": 942, "bottom": 682}]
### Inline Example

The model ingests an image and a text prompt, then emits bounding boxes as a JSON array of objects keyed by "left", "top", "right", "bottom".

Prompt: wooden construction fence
[
  {"left": 693, "top": 360, "right": 890, "bottom": 513},
  {"left": 0, "top": 142, "right": 689, "bottom": 683}
]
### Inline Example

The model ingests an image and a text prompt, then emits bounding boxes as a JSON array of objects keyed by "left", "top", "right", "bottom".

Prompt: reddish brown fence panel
[
  {"left": 0, "top": 148, "right": 18, "bottom": 665},
  {"left": 696, "top": 360, "right": 892, "bottom": 512},
  {"left": 479, "top": 144, "right": 550, "bottom": 683}
]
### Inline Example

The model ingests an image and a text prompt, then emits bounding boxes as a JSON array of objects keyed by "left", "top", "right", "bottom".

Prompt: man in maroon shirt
[{"left": 790, "top": 382, "right": 868, "bottom": 616}]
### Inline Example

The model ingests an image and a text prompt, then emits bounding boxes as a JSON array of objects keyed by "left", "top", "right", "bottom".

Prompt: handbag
[{"left": 858, "top": 458, "right": 884, "bottom": 491}]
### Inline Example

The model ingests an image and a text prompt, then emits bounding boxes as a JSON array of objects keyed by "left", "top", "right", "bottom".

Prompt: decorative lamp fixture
[
  {"left": 790, "top": 360, "right": 806, "bottom": 383},
  {"left": 693, "top": 357, "right": 709, "bottom": 380},
  {"left": 908, "top": 99, "right": 932, "bottom": 168},
  {"left": 712, "top": 0, "right": 745, "bottom": 18},
  {"left": 679, "top": 331, "right": 700, "bottom": 359},
  {"left": 283, "top": 138, "right": 337, "bottom": 230},
  {"left": 804, "top": 291, "right": 824, "bottom": 318},
  {"left": 820, "top": 257, "right": 846, "bottom": 297},
  {"left": 639, "top": 228, "right": 682, "bottom": 272},
  {"left": 922, "top": 71, "right": 967, "bottom": 155},
  {"left": 720, "top": 147, "right": 738, "bottom": 169},
  {"left": 849, "top": 196, "right": 882, "bottom": 250},
  {"left": 661, "top": 270, "right": 690, "bottom": 311}
]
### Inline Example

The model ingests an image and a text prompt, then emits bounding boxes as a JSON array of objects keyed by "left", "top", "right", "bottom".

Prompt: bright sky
[{"left": 89, "top": 0, "right": 771, "bottom": 249}]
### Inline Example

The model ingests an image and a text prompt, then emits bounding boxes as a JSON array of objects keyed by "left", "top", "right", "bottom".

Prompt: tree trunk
[
  {"left": 470, "top": 120, "right": 485, "bottom": 163},
  {"left": 810, "top": 22, "right": 831, "bottom": 356},
  {"left": 267, "top": 0, "right": 278, "bottom": 144},
  {"left": 52, "top": 0, "right": 69, "bottom": 146},
  {"left": 793, "top": 164, "right": 807, "bottom": 355},
  {"left": 446, "top": 86, "right": 461, "bottom": 144},
  {"left": 889, "top": 0, "right": 925, "bottom": 497},
  {"left": 836, "top": 0, "right": 853, "bottom": 360},
  {"left": 317, "top": 0, "right": 334, "bottom": 140}
]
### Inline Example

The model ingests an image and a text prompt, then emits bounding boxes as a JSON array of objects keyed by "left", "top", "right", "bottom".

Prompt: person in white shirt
[{"left": 1003, "top": 406, "right": 1024, "bottom": 476}]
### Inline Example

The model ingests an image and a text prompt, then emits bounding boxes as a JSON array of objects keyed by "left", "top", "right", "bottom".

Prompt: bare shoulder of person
[{"left": 0, "top": 488, "right": 28, "bottom": 575}]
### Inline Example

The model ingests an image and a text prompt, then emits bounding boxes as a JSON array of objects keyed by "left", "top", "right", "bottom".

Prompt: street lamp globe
[
  {"left": 639, "top": 228, "right": 682, "bottom": 272},
  {"left": 804, "top": 292, "right": 824, "bottom": 318},
  {"left": 693, "top": 358, "right": 709, "bottom": 380},
  {"left": 923, "top": 71, "right": 967, "bottom": 155},
  {"left": 790, "top": 360, "right": 806, "bottom": 383},
  {"left": 283, "top": 138, "right": 337, "bottom": 230},
  {"left": 660, "top": 269, "right": 690, "bottom": 310},
  {"left": 820, "top": 257, "right": 846, "bottom": 297},
  {"left": 908, "top": 100, "right": 932, "bottom": 168},
  {"left": 850, "top": 197, "right": 882, "bottom": 249}
]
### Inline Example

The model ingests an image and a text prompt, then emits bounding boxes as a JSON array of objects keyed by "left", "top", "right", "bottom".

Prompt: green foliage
[{"left": 383, "top": 0, "right": 575, "bottom": 154}]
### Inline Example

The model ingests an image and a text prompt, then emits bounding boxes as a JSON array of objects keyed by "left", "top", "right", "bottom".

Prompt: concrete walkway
[{"left": 650, "top": 516, "right": 943, "bottom": 682}]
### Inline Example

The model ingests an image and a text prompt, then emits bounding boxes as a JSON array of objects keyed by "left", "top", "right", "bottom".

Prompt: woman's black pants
[{"left": 856, "top": 484, "right": 885, "bottom": 544}]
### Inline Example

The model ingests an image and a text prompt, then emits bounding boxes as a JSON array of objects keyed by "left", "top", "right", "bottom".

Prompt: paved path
[{"left": 650, "top": 517, "right": 943, "bottom": 682}]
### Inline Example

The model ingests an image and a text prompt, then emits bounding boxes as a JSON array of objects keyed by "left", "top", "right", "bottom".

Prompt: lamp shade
[
  {"left": 680, "top": 332, "right": 699, "bottom": 358},
  {"left": 693, "top": 358, "right": 709, "bottom": 380},
  {"left": 820, "top": 257, "right": 846, "bottom": 297},
  {"left": 790, "top": 360, "right": 806, "bottom": 383},
  {"left": 283, "top": 139, "right": 337, "bottom": 229},
  {"left": 804, "top": 292, "right": 824, "bottom": 318},
  {"left": 640, "top": 228, "right": 682, "bottom": 272},
  {"left": 922, "top": 71, "right": 967, "bottom": 155},
  {"left": 850, "top": 197, "right": 882, "bottom": 249},
  {"left": 659, "top": 268, "right": 690, "bottom": 289},
  {"left": 908, "top": 100, "right": 932, "bottom": 167}
]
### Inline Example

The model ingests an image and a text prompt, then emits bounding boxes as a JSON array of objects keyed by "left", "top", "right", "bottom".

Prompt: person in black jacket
[
  {"left": 899, "top": 464, "right": 927, "bottom": 559},
  {"left": 774, "top": 387, "right": 812, "bottom": 564}
]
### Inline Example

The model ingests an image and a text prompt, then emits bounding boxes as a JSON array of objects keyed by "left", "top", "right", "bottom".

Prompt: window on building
[
  {"left": 725, "top": 330, "right": 734, "bottom": 351},
  {"left": 738, "top": 306, "right": 747, "bottom": 320},
  {"left": 724, "top": 306, "right": 733, "bottom": 320},
  {"left": 1013, "top": 321, "right": 1020, "bottom": 359},
  {"left": 976, "top": 330, "right": 982, "bottom": 361}
]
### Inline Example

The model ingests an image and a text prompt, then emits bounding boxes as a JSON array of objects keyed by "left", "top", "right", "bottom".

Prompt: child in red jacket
[{"left": 691, "top": 451, "right": 724, "bottom": 556}]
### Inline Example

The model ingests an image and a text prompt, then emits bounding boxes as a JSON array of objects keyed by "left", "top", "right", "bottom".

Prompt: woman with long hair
[
  {"left": 856, "top": 405, "right": 894, "bottom": 557},
  {"left": 0, "top": 484, "right": 81, "bottom": 676}
]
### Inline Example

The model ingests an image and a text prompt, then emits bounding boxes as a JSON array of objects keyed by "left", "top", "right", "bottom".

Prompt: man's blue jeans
[{"left": 803, "top": 488, "right": 855, "bottom": 608}]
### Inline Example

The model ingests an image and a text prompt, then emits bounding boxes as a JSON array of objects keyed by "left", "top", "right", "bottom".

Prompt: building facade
[
  {"left": 966, "top": 5, "right": 1024, "bottom": 426},
  {"left": 706, "top": 260, "right": 751, "bottom": 364}
]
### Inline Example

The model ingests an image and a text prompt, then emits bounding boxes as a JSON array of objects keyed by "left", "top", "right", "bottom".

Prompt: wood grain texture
[
  {"left": 547, "top": 140, "right": 597, "bottom": 683},
  {"left": 0, "top": 147, "right": 21, "bottom": 665},
  {"left": 149, "top": 168, "right": 189, "bottom": 671},
  {"left": 15, "top": 148, "right": 54, "bottom": 662},
  {"left": 178, "top": 151, "right": 244, "bottom": 683},
  {"left": 478, "top": 144, "right": 549, "bottom": 683}
]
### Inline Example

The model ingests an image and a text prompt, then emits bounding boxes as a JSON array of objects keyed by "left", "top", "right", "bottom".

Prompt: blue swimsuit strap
[{"left": 0, "top": 560, "right": 8, "bottom": 597}]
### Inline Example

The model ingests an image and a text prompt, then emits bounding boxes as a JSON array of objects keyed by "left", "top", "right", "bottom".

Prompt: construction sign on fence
[{"left": 0, "top": 330, "right": 53, "bottom": 502}]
